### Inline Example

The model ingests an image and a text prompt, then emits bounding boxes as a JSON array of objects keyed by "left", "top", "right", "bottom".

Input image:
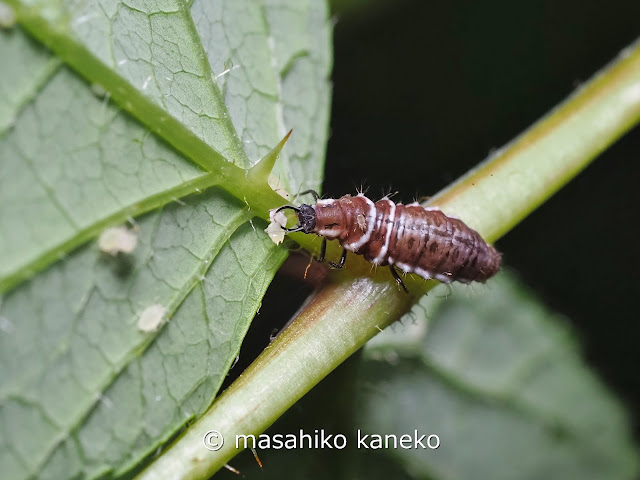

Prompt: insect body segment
[{"left": 276, "top": 193, "right": 501, "bottom": 291}]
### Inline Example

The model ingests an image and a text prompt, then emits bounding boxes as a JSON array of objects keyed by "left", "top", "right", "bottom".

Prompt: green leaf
[
  {"left": 0, "top": 189, "right": 288, "bottom": 479},
  {"left": 1, "top": 0, "right": 332, "bottom": 290},
  {"left": 191, "top": 0, "right": 331, "bottom": 191},
  {"left": 5, "top": 0, "right": 331, "bottom": 180},
  {"left": 0, "top": 28, "right": 58, "bottom": 133},
  {"left": 0, "top": 0, "right": 331, "bottom": 478},
  {"left": 0, "top": 57, "right": 205, "bottom": 289},
  {"left": 360, "top": 273, "right": 638, "bottom": 479}
]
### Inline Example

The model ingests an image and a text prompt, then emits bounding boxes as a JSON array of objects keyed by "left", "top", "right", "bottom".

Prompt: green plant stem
[
  {"left": 137, "top": 38, "right": 640, "bottom": 479},
  {"left": 432, "top": 39, "right": 640, "bottom": 243}
]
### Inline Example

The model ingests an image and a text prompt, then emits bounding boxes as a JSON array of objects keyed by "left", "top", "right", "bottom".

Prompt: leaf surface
[
  {"left": 0, "top": 188, "right": 288, "bottom": 479},
  {"left": 0, "top": 1, "right": 331, "bottom": 478}
]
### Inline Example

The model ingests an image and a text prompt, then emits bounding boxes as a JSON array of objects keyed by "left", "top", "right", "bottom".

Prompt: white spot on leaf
[
  {"left": 137, "top": 304, "right": 166, "bottom": 332},
  {"left": 98, "top": 226, "right": 138, "bottom": 256}
]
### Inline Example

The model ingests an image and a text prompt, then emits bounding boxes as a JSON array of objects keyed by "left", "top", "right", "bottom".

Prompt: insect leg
[
  {"left": 389, "top": 265, "right": 409, "bottom": 293},
  {"left": 329, "top": 248, "right": 347, "bottom": 269},
  {"left": 316, "top": 237, "right": 327, "bottom": 263},
  {"left": 298, "top": 189, "right": 320, "bottom": 201}
]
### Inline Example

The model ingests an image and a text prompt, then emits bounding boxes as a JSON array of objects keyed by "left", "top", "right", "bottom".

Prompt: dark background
[
  {"left": 325, "top": 0, "right": 640, "bottom": 436},
  {"left": 228, "top": 0, "right": 640, "bottom": 453}
]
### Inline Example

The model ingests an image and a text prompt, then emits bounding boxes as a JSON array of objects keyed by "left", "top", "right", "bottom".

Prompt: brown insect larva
[{"left": 275, "top": 191, "right": 501, "bottom": 292}]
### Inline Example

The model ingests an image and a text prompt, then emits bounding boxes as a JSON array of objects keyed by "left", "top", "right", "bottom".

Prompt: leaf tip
[{"left": 248, "top": 130, "right": 293, "bottom": 184}]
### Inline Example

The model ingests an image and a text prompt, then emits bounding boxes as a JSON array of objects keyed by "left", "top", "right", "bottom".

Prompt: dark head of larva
[{"left": 275, "top": 204, "right": 316, "bottom": 233}]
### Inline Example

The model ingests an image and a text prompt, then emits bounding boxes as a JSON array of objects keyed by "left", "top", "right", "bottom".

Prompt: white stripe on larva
[
  {"left": 414, "top": 267, "right": 433, "bottom": 280},
  {"left": 316, "top": 198, "right": 337, "bottom": 205},
  {"left": 373, "top": 199, "right": 395, "bottom": 264},
  {"left": 369, "top": 206, "right": 384, "bottom": 264},
  {"left": 395, "top": 261, "right": 414, "bottom": 274},
  {"left": 346, "top": 194, "right": 376, "bottom": 251},
  {"left": 424, "top": 205, "right": 460, "bottom": 220},
  {"left": 317, "top": 228, "right": 340, "bottom": 238},
  {"left": 435, "top": 273, "right": 453, "bottom": 283}
]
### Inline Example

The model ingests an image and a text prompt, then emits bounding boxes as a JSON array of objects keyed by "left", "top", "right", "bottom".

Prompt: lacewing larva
[{"left": 273, "top": 191, "right": 501, "bottom": 291}]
